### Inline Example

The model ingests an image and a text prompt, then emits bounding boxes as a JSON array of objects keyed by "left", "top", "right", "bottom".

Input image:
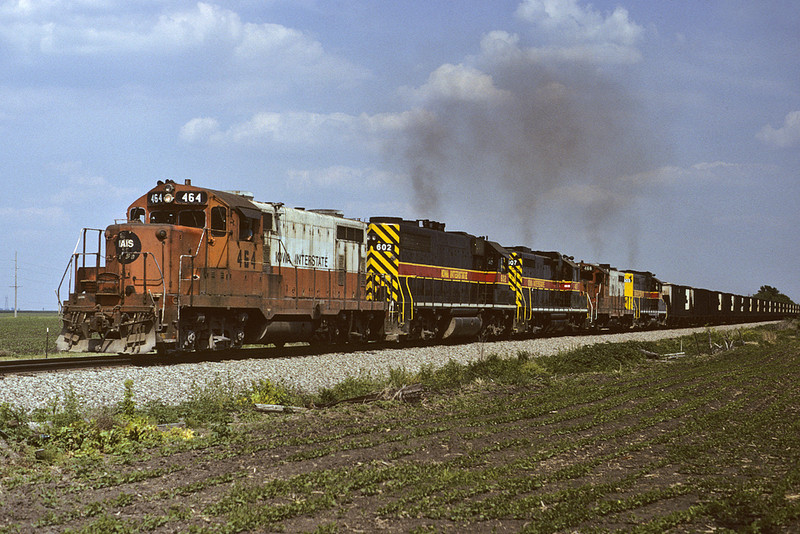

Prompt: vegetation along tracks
[{"left": 1, "top": 321, "right": 799, "bottom": 531}]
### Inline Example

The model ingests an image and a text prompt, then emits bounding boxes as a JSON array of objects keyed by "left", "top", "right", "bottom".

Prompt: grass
[
  {"left": 1, "top": 321, "right": 799, "bottom": 532},
  {"left": 0, "top": 311, "right": 61, "bottom": 357}
]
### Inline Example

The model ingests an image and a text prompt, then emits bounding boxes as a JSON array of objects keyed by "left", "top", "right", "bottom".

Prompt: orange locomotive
[{"left": 57, "top": 180, "right": 384, "bottom": 353}]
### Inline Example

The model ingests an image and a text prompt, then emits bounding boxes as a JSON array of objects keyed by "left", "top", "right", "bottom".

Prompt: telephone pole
[{"left": 13, "top": 251, "right": 19, "bottom": 317}]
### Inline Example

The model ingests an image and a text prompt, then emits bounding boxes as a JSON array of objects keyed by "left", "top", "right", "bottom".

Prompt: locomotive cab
[{"left": 57, "top": 180, "right": 214, "bottom": 353}]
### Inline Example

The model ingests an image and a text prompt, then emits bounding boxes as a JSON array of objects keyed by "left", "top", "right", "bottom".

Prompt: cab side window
[
  {"left": 129, "top": 207, "right": 145, "bottom": 222},
  {"left": 239, "top": 215, "right": 260, "bottom": 241},
  {"left": 211, "top": 207, "right": 227, "bottom": 236}
]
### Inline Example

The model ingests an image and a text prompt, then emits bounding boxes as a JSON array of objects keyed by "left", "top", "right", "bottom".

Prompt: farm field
[
  {"left": 0, "top": 312, "right": 61, "bottom": 357},
  {"left": 1, "top": 322, "right": 799, "bottom": 532}
]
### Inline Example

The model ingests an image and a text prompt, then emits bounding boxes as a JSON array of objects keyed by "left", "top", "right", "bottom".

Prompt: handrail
[
  {"left": 273, "top": 235, "right": 295, "bottom": 267},
  {"left": 56, "top": 229, "right": 166, "bottom": 327},
  {"left": 56, "top": 255, "right": 74, "bottom": 312},
  {"left": 140, "top": 252, "right": 167, "bottom": 324},
  {"left": 57, "top": 228, "right": 105, "bottom": 309},
  {"left": 527, "top": 286, "right": 533, "bottom": 321},
  {"left": 177, "top": 227, "right": 207, "bottom": 323},
  {"left": 403, "top": 276, "right": 413, "bottom": 321}
]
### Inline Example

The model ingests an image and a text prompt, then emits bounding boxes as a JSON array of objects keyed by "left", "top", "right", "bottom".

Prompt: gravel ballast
[{"left": 0, "top": 323, "right": 776, "bottom": 413}]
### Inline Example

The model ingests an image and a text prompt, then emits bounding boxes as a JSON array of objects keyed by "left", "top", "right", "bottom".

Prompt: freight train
[{"left": 56, "top": 181, "right": 799, "bottom": 354}]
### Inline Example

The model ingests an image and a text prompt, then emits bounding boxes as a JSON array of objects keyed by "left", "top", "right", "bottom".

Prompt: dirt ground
[{"left": 2, "top": 339, "right": 800, "bottom": 533}]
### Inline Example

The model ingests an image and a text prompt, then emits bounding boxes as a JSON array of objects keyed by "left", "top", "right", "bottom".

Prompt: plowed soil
[{"left": 2, "top": 336, "right": 800, "bottom": 533}]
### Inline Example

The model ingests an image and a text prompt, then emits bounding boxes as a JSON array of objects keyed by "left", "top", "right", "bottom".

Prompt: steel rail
[
  {"left": 0, "top": 354, "right": 136, "bottom": 375},
  {"left": 0, "top": 320, "right": 783, "bottom": 376}
]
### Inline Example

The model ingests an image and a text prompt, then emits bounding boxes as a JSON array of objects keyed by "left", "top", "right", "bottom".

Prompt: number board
[
  {"left": 148, "top": 191, "right": 208, "bottom": 205},
  {"left": 175, "top": 191, "right": 207, "bottom": 204}
]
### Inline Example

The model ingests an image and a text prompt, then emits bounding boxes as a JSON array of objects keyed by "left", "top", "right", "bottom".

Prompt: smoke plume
[{"left": 393, "top": 33, "right": 659, "bottom": 260}]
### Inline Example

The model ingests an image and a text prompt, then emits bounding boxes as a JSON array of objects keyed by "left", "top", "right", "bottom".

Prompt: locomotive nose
[{"left": 115, "top": 230, "right": 142, "bottom": 264}]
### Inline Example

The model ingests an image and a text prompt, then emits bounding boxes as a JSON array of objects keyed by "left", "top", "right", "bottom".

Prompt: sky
[{"left": 0, "top": 0, "right": 798, "bottom": 310}]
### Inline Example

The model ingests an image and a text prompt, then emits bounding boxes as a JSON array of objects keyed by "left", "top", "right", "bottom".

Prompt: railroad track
[
  {"left": 0, "top": 321, "right": 782, "bottom": 376},
  {"left": 0, "top": 354, "right": 137, "bottom": 375}
]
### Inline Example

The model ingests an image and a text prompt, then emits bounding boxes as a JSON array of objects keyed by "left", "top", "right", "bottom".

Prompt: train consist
[{"left": 57, "top": 181, "right": 798, "bottom": 354}]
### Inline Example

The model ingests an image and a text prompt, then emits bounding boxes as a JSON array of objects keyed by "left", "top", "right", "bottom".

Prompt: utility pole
[{"left": 13, "top": 251, "right": 19, "bottom": 317}]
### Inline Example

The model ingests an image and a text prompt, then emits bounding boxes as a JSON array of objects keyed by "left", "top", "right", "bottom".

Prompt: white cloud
[
  {"left": 516, "top": 0, "right": 643, "bottom": 46},
  {"left": 46, "top": 161, "right": 137, "bottom": 205},
  {"left": 404, "top": 63, "right": 511, "bottom": 104},
  {"left": 757, "top": 111, "right": 800, "bottom": 148},
  {"left": 0, "top": 205, "right": 68, "bottom": 225},
  {"left": 1, "top": 2, "right": 308, "bottom": 56},
  {"left": 479, "top": 30, "right": 641, "bottom": 65},
  {"left": 0, "top": 2, "right": 370, "bottom": 86},
  {"left": 179, "top": 117, "right": 221, "bottom": 143},
  {"left": 620, "top": 161, "right": 776, "bottom": 189},
  {"left": 228, "top": 111, "right": 360, "bottom": 145},
  {"left": 179, "top": 109, "right": 416, "bottom": 147},
  {"left": 512, "top": 0, "right": 644, "bottom": 64},
  {"left": 360, "top": 111, "right": 420, "bottom": 133}
]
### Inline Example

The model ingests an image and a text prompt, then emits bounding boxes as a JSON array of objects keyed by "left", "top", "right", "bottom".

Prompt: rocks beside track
[{"left": 0, "top": 322, "right": 778, "bottom": 413}]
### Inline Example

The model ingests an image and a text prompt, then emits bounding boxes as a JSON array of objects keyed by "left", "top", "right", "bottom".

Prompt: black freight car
[{"left": 662, "top": 283, "right": 795, "bottom": 326}]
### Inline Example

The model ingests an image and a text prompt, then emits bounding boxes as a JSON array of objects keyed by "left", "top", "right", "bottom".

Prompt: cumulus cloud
[
  {"left": 47, "top": 161, "right": 137, "bottom": 205},
  {"left": 149, "top": 2, "right": 331, "bottom": 65},
  {"left": 757, "top": 111, "right": 800, "bottom": 148},
  {"left": 180, "top": 111, "right": 354, "bottom": 146},
  {"left": 620, "top": 161, "right": 776, "bottom": 189},
  {"left": 516, "top": 0, "right": 643, "bottom": 45},
  {"left": 179, "top": 110, "right": 417, "bottom": 148},
  {"left": 512, "top": 0, "right": 644, "bottom": 65},
  {"left": 0, "top": 2, "right": 369, "bottom": 88},
  {"left": 179, "top": 117, "right": 221, "bottom": 143},
  {"left": 403, "top": 63, "right": 511, "bottom": 104}
]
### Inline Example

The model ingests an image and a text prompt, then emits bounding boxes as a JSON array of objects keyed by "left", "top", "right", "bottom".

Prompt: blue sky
[{"left": 1, "top": 0, "right": 798, "bottom": 310}]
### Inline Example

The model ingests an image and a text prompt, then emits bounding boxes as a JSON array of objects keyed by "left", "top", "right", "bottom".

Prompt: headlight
[{"left": 164, "top": 193, "right": 174, "bottom": 203}]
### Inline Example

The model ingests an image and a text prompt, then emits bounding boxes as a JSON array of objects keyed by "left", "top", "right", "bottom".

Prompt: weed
[
  {"left": 0, "top": 401, "right": 31, "bottom": 442},
  {"left": 31, "top": 385, "right": 85, "bottom": 428},
  {"left": 240, "top": 377, "right": 288, "bottom": 407},
  {"left": 538, "top": 341, "right": 646, "bottom": 374},
  {"left": 119, "top": 379, "right": 136, "bottom": 417},
  {"left": 307, "top": 523, "right": 339, "bottom": 534},
  {"left": 62, "top": 513, "right": 137, "bottom": 533},
  {"left": 317, "top": 373, "right": 382, "bottom": 405}
]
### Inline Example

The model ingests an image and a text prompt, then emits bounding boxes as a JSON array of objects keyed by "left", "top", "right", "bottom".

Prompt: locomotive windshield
[{"left": 149, "top": 208, "right": 206, "bottom": 229}]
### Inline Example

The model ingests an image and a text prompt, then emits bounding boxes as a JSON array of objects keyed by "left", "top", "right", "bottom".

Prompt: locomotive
[
  {"left": 57, "top": 180, "right": 384, "bottom": 353},
  {"left": 56, "top": 181, "right": 799, "bottom": 354}
]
